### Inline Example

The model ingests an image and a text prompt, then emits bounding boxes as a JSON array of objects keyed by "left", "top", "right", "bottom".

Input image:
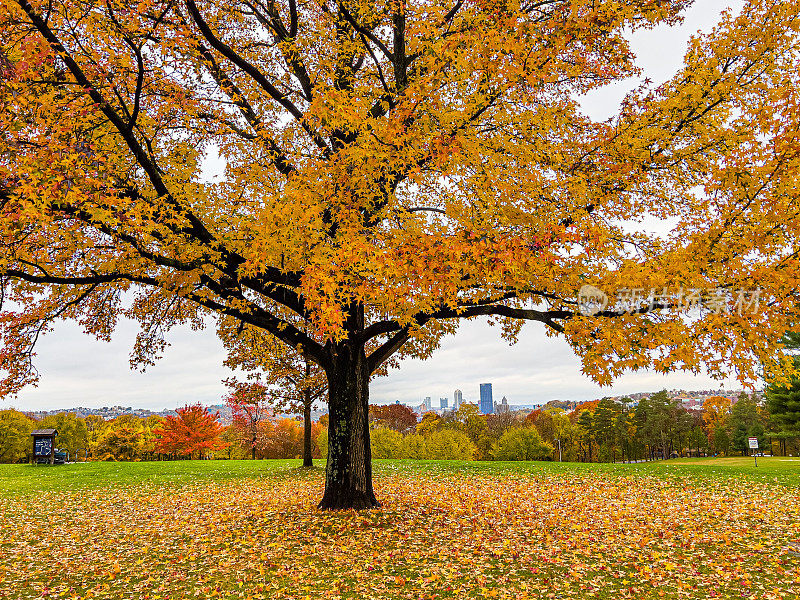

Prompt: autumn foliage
[
  {"left": 2, "top": 465, "right": 799, "bottom": 599},
  {"left": 224, "top": 382, "right": 273, "bottom": 460},
  {"left": 224, "top": 411, "right": 325, "bottom": 460},
  {"left": 153, "top": 404, "right": 226, "bottom": 459},
  {"left": 368, "top": 403, "right": 418, "bottom": 435},
  {"left": 3, "top": 0, "right": 800, "bottom": 507}
]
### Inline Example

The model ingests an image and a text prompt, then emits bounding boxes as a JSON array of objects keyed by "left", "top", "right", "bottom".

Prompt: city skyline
[
  {"left": 0, "top": 317, "right": 749, "bottom": 413},
  {"left": 23, "top": 385, "right": 749, "bottom": 421}
]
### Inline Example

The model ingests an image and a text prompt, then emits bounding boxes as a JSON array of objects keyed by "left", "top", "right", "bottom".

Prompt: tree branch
[
  {"left": 183, "top": 289, "right": 328, "bottom": 365},
  {"left": 17, "top": 0, "right": 224, "bottom": 252},
  {"left": 188, "top": 30, "right": 299, "bottom": 176},
  {"left": 185, "top": 0, "right": 329, "bottom": 152},
  {"left": 367, "top": 326, "right": 409, "bottom": 374},
  {"left": 338, "top": 3, "right": 393, "bottom": 62}
]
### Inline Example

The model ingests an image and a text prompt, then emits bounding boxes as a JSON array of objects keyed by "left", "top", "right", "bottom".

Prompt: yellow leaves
[
  {"left": 2, "top": 467, "right": 799, "bottom": 600},
  {"left": 3, "top": 0, "right": 800, "bottom": 433}
]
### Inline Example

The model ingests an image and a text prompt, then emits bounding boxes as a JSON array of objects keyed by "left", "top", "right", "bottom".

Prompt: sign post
[
  {"left": 749, "top": 437, "right": 759, "bottom": 467},
  {"left": 30, "top": 429, "right": 58, "bottom": 465}
]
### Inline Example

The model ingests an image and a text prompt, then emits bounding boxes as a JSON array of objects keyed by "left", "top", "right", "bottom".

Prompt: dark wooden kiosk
[{"left": 31, "top": 429, "right": 58, "bottom": 465}]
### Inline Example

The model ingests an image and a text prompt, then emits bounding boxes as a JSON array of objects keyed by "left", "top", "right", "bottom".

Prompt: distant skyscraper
[
  {"left": 440, "top": 397, "right": 448, "bottom": 409},
  {"left": 479, "top": 383, "right": 494, "bottom": 414},
  {"left": 454, "top": 389, "right": 462, "bottom": 410},
  {"left": 424, "top": 396, "right": 432, "bottom": 411},
  {"left": 497, "top": 396, "right": 510, "bottom": 413}
]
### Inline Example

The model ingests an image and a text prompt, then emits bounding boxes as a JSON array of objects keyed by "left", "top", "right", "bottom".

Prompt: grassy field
[
  {"left": 1, "top": 458, "right": 798, "bottom": 599},
  {"left": 2, "top": 456, "right": 799, "bottom": 498}
]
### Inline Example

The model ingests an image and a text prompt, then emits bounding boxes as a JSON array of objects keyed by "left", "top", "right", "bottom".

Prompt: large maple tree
[{"left": 1, "top": 0, "right": 799, "bottom": 508}]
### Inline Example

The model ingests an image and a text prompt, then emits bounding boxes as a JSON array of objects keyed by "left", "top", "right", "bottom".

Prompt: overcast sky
[{"left": 2, "top": 1, "right": 750, "bottom": 413}]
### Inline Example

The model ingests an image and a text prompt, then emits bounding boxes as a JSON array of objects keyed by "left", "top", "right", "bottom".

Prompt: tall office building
[
  {"left": 479, "top": 383, "right": 494, "bottom": 415},
  {"left": 440, "top": 397, "right": 448, "bottom": 409},
  {"left": 424, "top": 396, "right": 432, "bottom": 411},
  {"left": 453, "top": 389, "right": 463, "bottom": 410},
  {"left": 496, "top": 396, "right": 510, "bottom": 413}
]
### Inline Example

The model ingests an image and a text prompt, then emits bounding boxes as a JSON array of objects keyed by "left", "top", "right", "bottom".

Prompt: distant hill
[
  {"left": 29, "top": 404, "right": 233, "bottom": 424},
  {"left": 541, "top": 400, "right": 576, "bottom": 411}
]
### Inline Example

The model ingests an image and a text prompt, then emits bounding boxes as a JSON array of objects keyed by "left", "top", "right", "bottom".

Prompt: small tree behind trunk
[{"left": 303, "top": 391, "right": 313, "bottom": 467}]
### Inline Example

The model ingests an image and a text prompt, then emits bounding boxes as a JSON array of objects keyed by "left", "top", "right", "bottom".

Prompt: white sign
[{"left": 748, "top": 437, "right": 759, "bottom": 449}]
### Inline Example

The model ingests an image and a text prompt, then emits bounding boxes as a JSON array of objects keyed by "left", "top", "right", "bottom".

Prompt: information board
[
  {"left": 34, "top": 437, "right": 52, "bottom": 457},
  {"left": 748, "top": 437, "right": 759, "bottom": 449}
]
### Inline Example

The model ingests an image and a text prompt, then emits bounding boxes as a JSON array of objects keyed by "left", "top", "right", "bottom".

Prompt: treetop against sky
[
  {"left": 0, "top": 0, "right": 799, "bottom": 389},
  {"left": 3, "top": 0, "right": 800, "bottom": 508}
]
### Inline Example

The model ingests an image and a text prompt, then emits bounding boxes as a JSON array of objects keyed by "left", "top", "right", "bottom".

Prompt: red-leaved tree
[
  {"left": 154, "top": 404, "right": 227, "bottom": 459},
  {"left": 369, "top": 404, "right": 418, "bottom": 435},
  {"left": 224, "top": 382, "right": 273, "bottom": 460}
]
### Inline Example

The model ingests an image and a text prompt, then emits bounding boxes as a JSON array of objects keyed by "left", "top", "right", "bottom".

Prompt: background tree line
[
  {"left": 0, "top": 404, "right": 323, "bottom": 463},
  {"left": 359, "top": 385, "right": 799, "bottom": 462},
  {"left": 0, "top": 410, "right": 163, "bottom": 463},
  {"left": 3, "top": 377, "right": 798, "bottom": 464},
  {"left": 360, "top": 403, "right": 553, "bottom": 461},
  {"left": 358, "top": 331, "right": 800, "bottom": 463}
]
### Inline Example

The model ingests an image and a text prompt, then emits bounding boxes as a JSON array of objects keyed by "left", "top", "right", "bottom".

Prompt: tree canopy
[
  {"left": 2, "top": 0, "right": 800, "bottom": 507},
  {"left": 153, "top": 404, "right": 227, "bottom": 458}
]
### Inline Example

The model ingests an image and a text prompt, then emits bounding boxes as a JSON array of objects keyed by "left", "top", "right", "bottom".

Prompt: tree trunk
[
  {"left": 317, "top": 342, "right": 379, "bottom": 510},
  {"left": 303, "top": 392, "right": 313, "bottom": 467}
]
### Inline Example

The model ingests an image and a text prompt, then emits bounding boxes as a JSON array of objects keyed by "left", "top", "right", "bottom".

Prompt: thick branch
[
  {"left": 364, "top": 302, "right": 569, "bottom": 372},
  {"left": 2, "top": 269, "right": 159, "bottom": 287},
  {"left": 183, "top": 289, "right": 327, "bottom": 365},
  {"left": 367, "top": 326, "right": 409, "bottom": 373},
  {"left": 2, "top": 266, "right": 325, "bottom": 365},
  {"left": 185, "top": 0, "right": 329, "bottom": 151}
]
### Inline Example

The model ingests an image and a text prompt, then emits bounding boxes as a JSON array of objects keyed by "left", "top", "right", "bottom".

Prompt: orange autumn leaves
[
  {"left": 1, "top": 470, "right": 798, "bottom": 599},
  {"left": 153, "top": 404, "right": 227, "bottom": 459},
  {"left": 2, "top": 0, "right": 800, "bottom": 399}
]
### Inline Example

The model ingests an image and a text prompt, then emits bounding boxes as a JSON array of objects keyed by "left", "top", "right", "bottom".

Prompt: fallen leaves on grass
[{"left": 1, "top": 471, "right": 798, "bottom": 599}]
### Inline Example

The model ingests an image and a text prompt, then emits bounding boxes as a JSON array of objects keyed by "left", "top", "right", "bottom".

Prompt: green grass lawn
[
  {"left": 379, "top": 455, "right": 800, "bottom": 486},
  {"left": 1, "top": 458, "right": 798, "bottom": 600},
  {"left": 0, "top": 458, "right": 306, "bottom": 497},
  {"left": 2, "top": 456, "right": 798, "bottom": 498}
]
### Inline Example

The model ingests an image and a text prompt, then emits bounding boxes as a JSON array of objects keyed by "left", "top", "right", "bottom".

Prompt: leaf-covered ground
[{"left": 1, "top": 461, "right": 798, "bottom": 599}]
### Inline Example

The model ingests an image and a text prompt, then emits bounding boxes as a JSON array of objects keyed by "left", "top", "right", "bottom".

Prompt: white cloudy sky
[{"left": 2, "top": 1, "right": 750, "bottom": 412}]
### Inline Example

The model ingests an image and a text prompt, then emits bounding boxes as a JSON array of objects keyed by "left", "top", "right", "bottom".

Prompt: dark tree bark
[
  {"left": 303, "top": 389, "right": 313, "bottom": 467},
  {"left": 317, "top": 339, "right": 378, "bottom": 510}
]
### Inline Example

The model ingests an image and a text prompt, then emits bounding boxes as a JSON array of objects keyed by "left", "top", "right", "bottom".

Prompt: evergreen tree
[
  {"left": 729, "top": 393, "right": 766, "bottom": 455},
  {"left": 647, "top": 390, "right": 678, "bottom": 460},
  {"left": 766, "top": 357, "right": 800, "bottom": 456},
  {"left": 577, "top": 410, "right": 595, "bottom": 462},
  {"left": 592, "top": 398, "right": 620, "bottom": 462}
]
